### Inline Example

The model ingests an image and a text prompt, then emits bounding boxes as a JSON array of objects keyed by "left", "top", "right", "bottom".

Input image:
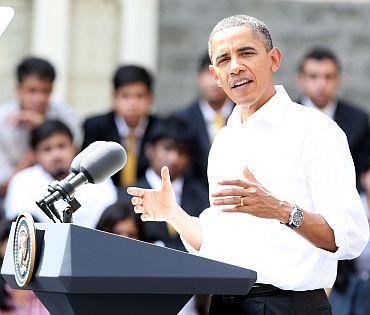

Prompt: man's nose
[
  {"left": 126, "top": 97, "right": 140, "bottom": 108},
  {"left": 229, "top": 56, "right": 244, "bottom": 75},
  {"left": 315, "top": 76, "right": 327, "bottom": 87},
  {"left": 52, "top": 148, "right": 66, "bottom": 161},
  {"left": 167, "top": 150, "right": 180, "bottom": 164},
  {"left": 32, "top": 91, "right": 47, "bottom": 103}
]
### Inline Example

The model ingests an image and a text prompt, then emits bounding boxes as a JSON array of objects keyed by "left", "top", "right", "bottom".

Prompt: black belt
[
  {"left": 247, "top": 283, "right": 282, "bottom": 297},
  {"left": 221, "top": 284, "right": 324, "bottom": 300},
  {"left": 221, "top": 284, "right": 280, "bottom": 301}
]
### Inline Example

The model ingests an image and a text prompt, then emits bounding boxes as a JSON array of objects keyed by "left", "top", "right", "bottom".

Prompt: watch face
[{"left": 292, "top": 209, "right": 304, "bottom": 227}]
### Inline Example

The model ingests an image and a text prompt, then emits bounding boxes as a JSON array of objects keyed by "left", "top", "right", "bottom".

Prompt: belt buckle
[{"left": 221, "top": 295, "right": 236, "bottom": 301}]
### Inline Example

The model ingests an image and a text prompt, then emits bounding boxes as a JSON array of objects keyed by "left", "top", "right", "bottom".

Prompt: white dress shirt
[
  {"left": 4, "top": 164, "right": 117, "bottom": 228},
  {"left": 183, "top": 85, "right": 369, "bottom": 290},
  {"left": 199, "top": 98, "right": 234, "bottom": 141}
]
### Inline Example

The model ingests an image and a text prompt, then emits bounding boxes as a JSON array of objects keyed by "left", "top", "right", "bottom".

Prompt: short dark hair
[
  {"left": 298, "top": 47, "right": 341, "bottom": 73},
  {"left": 147, "top": 116, "right": 195, "bottom": 157},
  {"left": 209, "top": 15, "right": 273, "bottom": 61},
  {"left": 30, "top": 120, "right": 73, "bottom": 150},
  {"left": 16, "top": 57, "right": 56, "bottom": 83},
  {"left": 113, "top": 65, "right": 153, "bottom": 92},
  {"left": 95, "top": 199, "right": 144, "bottom": 239},
  {"left": 198, "top": 52, "right": 211, "bottom": 73}
]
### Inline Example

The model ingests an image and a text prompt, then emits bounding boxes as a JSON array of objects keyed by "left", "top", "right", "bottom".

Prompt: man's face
[
  {"left": 298, "top": 58, "right": 340, "bottom": 108},
  {"left": 35, "top": 133, "right": 76, "bottom": 180},
  {"left": 146, "top": 139, "right": 191, "bottom": 180},
  {"left": 113, "top": 82, "right": 153, "bottom": 128},
  {"left": 209, "top": 26, "right": 281, "bottom": 109},
  {"left": 17, "top": 75, "right": 53, "bottom": 114},
  {"left": 198, "top": 67, "right": 228, "bottom": 107}
]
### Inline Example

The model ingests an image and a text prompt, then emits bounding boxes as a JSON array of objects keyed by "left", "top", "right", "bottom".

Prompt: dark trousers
[{"left": 209, "top": 285, "right": 332, "bottom": 315}]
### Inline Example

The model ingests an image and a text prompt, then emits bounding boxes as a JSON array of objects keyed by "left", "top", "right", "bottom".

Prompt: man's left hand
[{"left": 211, "top": 167, "right": 291, "bottom": 223}]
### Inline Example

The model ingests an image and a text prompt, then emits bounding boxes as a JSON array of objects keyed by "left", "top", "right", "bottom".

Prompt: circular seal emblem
[{"left": 13, "top": 213, "right": 36, "bottom": 287}]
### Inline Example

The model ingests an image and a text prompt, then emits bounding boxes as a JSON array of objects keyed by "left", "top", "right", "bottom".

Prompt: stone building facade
[{"left": 0, "top": 0, "right": 370, "bottom": 117}]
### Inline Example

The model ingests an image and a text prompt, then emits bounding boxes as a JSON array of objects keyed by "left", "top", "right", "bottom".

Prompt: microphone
[
  {"left": 70, "top": 141, "right": 107, "bottom": 174},
  {"left": 79, "top": 141, "right": 127, "bottom": 183},
  {"left": 65, "top": 141, "right": 107, "bottom": 182},
  {"left": 37, "top": 142, "right": 127, "bottom": 210}
]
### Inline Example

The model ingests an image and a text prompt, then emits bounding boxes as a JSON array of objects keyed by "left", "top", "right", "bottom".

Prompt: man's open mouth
[{"left": 231, "top": 79, "right": 253, "bottom": 89}]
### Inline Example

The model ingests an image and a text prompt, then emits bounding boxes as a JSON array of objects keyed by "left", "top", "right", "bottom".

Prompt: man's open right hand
[{"left": 127, "top": 166, "right": 178, "bottom": 222}]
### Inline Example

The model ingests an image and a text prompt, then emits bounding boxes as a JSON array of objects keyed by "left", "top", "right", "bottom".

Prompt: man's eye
[
  {"left": 217, "top": 58, "right": 228, "bottom": 65},
  {"left": 326, "top": 74, "right": 336, "bottom": 80},
  {"left": 241, "top": 51, "right": 253, "bottom": 56}
]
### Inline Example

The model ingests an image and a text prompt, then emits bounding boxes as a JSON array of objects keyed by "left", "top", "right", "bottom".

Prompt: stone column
[
  {"left": 119, "top": 0, "right": 159, "bottom": 72},
  {"left": 31, "top": 0, "right": 70, "bottom": 102}
]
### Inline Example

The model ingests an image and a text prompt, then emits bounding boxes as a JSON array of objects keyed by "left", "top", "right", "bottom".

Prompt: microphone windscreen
[
  {"left": 80, "top": 142, "right": 127, "bottom": 183},
  {"left": 70, "top": 141, "right": 106, "bottom": 173}
]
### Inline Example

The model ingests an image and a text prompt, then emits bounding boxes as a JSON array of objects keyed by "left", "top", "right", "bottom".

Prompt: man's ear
[
  {"left": 209, "top": 65, "right": 222, "bottom": 87},
  {"left": 270, "top": 47, "right": 282, "bottom": 73}
]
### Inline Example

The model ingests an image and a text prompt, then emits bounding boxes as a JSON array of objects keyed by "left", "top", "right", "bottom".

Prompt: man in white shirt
[
  {"left": 128, "top": 15, "right": 369, "bottom": 314},
  {"left": 0, "top": 57, "right": 82, "bottom": 197},
  {"left": 4, "top": 120, "right": 116, "bottom": 228}
]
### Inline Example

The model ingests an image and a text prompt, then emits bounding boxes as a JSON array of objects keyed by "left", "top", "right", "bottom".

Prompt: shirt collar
[
  {"left": 227, "top": 85, "right": 291, "bottom": 129},
  {"left": 36, "top": 163, "right": 55, "bottom": 182},
  {"left": 301, "top": 96, "right": 337, "bottom": 120},
  {"left": 114, "top": 114, "right": 148, "bottom": 138},
  {"left": 199, "top": 98, "right": 234, "bottom": 123}
]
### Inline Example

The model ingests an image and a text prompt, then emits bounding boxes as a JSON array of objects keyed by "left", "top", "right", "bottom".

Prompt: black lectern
[{"left": 1, "top": 223, "right": 256, "bottom": 314}]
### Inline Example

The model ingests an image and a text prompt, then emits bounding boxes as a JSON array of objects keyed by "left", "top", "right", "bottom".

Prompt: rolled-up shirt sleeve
[
  {"left": 181, "top": 215, "right": 202, "bottom": 255},
  {"left": 304, "top": 124, "right": 370, "bottom": 260},
  {"left": 180, "top": 207, "right": 216, "bottom": 253}
]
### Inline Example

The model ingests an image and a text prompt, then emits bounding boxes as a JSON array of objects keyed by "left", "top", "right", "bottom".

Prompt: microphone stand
[
  {"left": 62, "top": 198, "right": 81, "bottom": 223},
  {"left": 36, "top": 186, "right": 82, "bottom": 223},
  {"left": 36, "top": 168, "right": 87, "bottom": 223}
]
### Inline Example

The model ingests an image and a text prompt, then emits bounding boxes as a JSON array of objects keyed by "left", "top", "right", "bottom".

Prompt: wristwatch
[{"left": 287, "top": 205, "right": 304, "bottom": 228}]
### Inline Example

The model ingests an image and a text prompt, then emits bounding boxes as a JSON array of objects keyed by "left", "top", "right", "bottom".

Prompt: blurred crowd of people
[{"left": 0, "top": 46, "right": 369, "bottom": 314}]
